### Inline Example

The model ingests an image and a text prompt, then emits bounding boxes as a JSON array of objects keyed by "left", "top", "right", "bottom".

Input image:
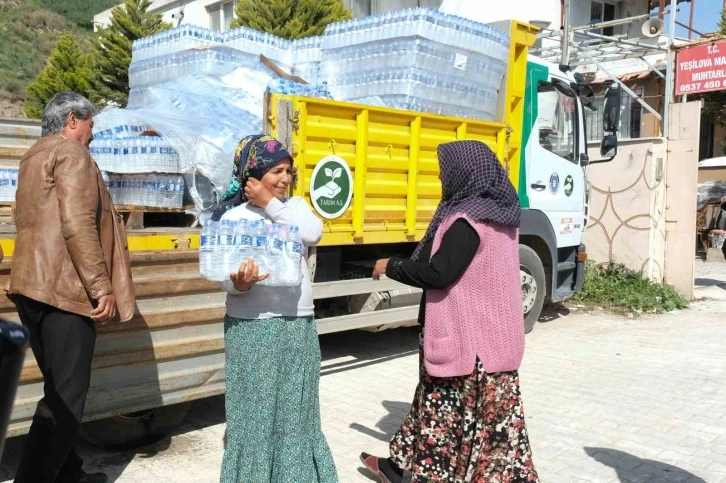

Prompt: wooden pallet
[
  {"left": 0, "top": 203, "right": 196, "bottom": 230},
  {"left": 115, "top": 205, "right": 196, "bottom": 230}
]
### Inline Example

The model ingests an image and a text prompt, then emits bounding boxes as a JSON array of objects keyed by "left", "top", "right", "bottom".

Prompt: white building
[
  {"left": 94, "top": 0, "right": 237, "bottom": 31},
  {"left": 94, "top": 0, "right": 444, "bottom": 31}
]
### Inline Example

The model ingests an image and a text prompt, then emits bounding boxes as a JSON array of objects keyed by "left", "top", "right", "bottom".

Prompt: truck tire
[
  {"left": 81, "top": 402, "right": 193, "bottom": 450},
  {"left": 519, "top": 245, "right": 546, "bottom": 334}
]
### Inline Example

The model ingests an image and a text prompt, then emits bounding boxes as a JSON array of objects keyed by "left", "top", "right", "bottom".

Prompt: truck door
[{"left": 526, "top": 77, "right": 586, "bottom": 248}]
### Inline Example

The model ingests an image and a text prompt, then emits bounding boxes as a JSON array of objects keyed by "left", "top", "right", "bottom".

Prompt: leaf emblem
[
  {"left": 325, "top": 168, "right": 333, "bottom": 178},
  {"left": 332, "top": 167, "right": 342, "bottom": 179}
]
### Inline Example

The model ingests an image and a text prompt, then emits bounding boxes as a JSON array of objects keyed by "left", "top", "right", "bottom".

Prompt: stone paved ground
[{"left": 2, "top": 300, "right": 726, "bottom": 483}]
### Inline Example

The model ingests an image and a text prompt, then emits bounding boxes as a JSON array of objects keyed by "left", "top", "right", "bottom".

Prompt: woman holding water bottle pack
[{"left": 209, "top": 134, "right": 338, "bottom": 483}]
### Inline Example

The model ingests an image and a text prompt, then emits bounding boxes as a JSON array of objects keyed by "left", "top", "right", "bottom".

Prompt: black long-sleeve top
[{"left": 385, "top": 219, "right": 481, "bottom": 326}]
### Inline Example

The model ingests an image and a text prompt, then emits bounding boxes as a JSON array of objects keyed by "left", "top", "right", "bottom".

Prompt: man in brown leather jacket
[{"left": 7, "top": 92, "right": 135, "bottom": 483}]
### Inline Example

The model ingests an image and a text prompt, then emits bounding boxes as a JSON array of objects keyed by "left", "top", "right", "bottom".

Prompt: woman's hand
[
  {"left": 230, "top": 258, "right": 269, "bottom": 292},
  {"left": 372, "top": 258, "right": 389, "bottom": 281},
  {"left": 244, "top": 178, "right": 275, "bottom": 208}
]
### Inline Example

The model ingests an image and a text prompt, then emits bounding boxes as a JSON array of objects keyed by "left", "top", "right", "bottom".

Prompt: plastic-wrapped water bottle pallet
[{"left": 0, "top": 203, "right": 15, "bottom": 226}]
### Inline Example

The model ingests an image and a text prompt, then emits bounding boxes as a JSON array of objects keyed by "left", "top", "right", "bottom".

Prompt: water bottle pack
[
  {"left": 199, "top": 219, "right": 303, "bottom": 287},
  {"left": 224, "top": 27, "right": 293, "bottom": 69},
  {"left": 0, "top": 168, "right": 18, "bottom": 203},
  {"left": 90, "top": 136, "right": 180, "bottom": 173},
  {"left": 93, "top": 109, "right": 149, "bottom": 140},
  {"left": 132, "top": 25, "right": 224, "bottom": 62},
  {"left": 291, "top": 36, "right": 323, "bottom": 83},
  {"left": 321, "top": 7, "right": 509, "bottom": 55},
  {"left": 266, "top": 78, "right": 332, "bottom": 99},
  {"left": 327, "top": 68, "right": 499, "bottom": 120},
  {"left": 129, "top": 47, "right": 265, "bottom": 89},
  {"left": 103, "top": 172, "right": 185, "bottom": 209},
  {"left": 320, "top": 8, "right": 509, "bottom": 121},
  {"left": 321, "top": 37, "right": 506, "bottom": 90}
]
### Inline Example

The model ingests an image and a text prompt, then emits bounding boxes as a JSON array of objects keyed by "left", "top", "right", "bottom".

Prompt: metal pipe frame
[
  {"left": 560, "top": 0, "right": 571, "bottom": 70},
  {"left": 570, "top": 13, "right": 654, "bottom": 32},
  {"left": 642, "top": 56, "right": 666, "bottom": 79},
  {"left": 573, "top": 30, "right": 668, "bottom": 52},
  {"left": 571, "top": 41, "right": 663, "bottom": 121}
]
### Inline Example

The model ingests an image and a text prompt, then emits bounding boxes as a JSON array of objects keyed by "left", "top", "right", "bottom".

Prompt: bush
[{"left": 572, "top": 263, "right": 689, "bottom": 313}]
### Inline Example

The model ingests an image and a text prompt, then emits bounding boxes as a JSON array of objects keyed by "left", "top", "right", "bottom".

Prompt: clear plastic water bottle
[
  {"left": 232, "top": 219, "right": 252, "bottom": 274},
  {"left": 283, "top": 226, "right": 302, "bottom": 285},
  {"left": 218, "top": 220, "right": 236, "bottom": 277},
  {"left": 250, "top": 220, "right": 269, "bottom": 276},
  {"left": 173, "top": 175, "right": 184, "bottom": 208},
  {"left": 199, "top": 220, "right": 219, "bottom": 280},
  {"left": 10, "top": 169, "right": 18, "bottom": 202},
  {"left": 101, "top": 170, "right": 111, "bottom": 199},
  {"left": 268, "top": 223, "right": 285, "bottom": 285},
  {"left": 0, "top": 169, "right": 7, "bottom": 202}
]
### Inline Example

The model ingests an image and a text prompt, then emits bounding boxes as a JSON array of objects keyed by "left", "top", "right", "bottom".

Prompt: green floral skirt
[{"left": 221, "top": 315, "right": 338, "bottom": 483}]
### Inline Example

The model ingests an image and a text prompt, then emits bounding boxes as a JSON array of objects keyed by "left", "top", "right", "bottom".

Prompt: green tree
[
  {"left": 91, "top": 0, "right": 170, "bottom": 107},
  {"left": 232, "top": 0, "right": 352, "bottom": 40},
  {"left": 24, "top": 33, "right": 93, "bottom": 118}
]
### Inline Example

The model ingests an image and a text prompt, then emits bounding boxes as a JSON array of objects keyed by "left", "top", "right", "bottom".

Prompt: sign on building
[{"left": 676, "top": 40, "right": 726, "bottom": 95}]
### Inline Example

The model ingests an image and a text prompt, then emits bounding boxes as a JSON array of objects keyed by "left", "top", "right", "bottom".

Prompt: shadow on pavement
[
  {"left": 584, "top": 447, "right": 706, "bottom": 482},
  {"left": 320, "top": 327, "right": 420, "bottom": 377},
  {"left": 694, "top": 277, "right": 726, "bottom": 288},
  {"left": 539, "top": 304, "right": 571, "bottom": 324},
  {"left": 349, "top": 400, "right": 411, "bottom": 442},
  {"left": 0, "top": 434, "right": 171, "bottom": 483}
]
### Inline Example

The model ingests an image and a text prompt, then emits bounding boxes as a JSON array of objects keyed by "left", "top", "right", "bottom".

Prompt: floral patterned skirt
[{"left": 389, "top": 341, "right": 539, "bottom": 483}]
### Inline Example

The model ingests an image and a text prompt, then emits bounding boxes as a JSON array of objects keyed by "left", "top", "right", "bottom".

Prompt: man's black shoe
[{"left": 58, "top": 470, "right": 109, "bottom": 483}]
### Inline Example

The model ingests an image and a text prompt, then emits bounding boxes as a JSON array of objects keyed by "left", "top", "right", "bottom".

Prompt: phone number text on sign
[{"left": 676, "top": 40, "right": 726, "bottom": 95}]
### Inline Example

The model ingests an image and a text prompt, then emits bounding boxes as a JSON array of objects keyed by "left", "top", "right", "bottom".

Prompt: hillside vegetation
[{"left": 0, "top": 0, "right": 118, "bottom": 116}]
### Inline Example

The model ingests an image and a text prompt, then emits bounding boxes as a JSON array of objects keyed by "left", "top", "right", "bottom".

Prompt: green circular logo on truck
[
  {"left": 310, "top": 155, "right": 353, "bottom": 219},
  {"left": 564, "top": 175, "right": 574, "bottom": 197}
]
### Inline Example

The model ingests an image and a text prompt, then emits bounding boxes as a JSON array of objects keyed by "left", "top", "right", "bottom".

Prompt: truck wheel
[
  {"left": 519, "top": 245, "right": 546, "bottom": 334},
  {"left": 81, "top": 402, "right": 193, "bottom": 450}
]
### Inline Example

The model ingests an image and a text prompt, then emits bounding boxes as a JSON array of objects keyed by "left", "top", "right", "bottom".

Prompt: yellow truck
[{"left": 1, "top": 19, "right": 621, "bottom": 446}]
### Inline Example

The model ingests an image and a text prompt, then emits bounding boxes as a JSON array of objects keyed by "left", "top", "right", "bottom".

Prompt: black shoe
[
  {"left": 79, "top": 472, "right": 108, "bottom": 483},
  {"left": 58, "top": 470, "right": 109, "bottom": 483},
  {"left": 360, "top": 453, "right": 403, "bottom": 483}
]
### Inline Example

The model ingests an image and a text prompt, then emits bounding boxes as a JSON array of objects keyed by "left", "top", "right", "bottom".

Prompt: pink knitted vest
[{"left": 423, "top": 213, "right": 525, "bottom": 377}]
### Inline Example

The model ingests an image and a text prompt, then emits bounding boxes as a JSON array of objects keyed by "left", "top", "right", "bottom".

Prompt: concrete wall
[
  {"left": 583, "top": 101, "right": 701, "bottom": 298},
  {"left": 664, "top": 101, "right": 701, "bottom": 299},
  {"left": 585, "top": 137, "right": 668, "bottom": 281}
]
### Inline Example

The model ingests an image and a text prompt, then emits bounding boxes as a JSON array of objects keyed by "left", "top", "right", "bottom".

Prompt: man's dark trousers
[{"left": 12, "top": 295, "right": 96, "bottom": 483}]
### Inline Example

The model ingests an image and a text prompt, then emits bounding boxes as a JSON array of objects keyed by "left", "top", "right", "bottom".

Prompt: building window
[
  {"left": 585, "top": 86, "right": 644, "bottom": 141},
  {"left": 590, "top": 1, "right": 616, "bottom": 36},
  {"left": 208, "top": 1, "right": 235, "bottom": 31}
]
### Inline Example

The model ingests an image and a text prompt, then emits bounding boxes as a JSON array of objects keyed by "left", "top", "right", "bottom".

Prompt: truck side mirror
[
  {"left": 600, "top": 135, "right": 618, "bottom": 158},
  {"left": 599, "top": 84, "right": 621, "bottom": 161}
]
